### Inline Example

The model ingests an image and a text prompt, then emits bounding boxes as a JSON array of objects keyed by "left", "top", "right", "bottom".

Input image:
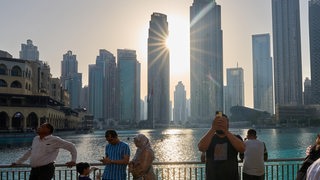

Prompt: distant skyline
[{"left": 0, "top": 0, "right": 311, "bottom": 108}]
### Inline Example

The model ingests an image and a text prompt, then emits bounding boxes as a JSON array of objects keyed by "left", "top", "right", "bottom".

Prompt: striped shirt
[{"left": 102, "top": 141, "right": 130, "bottom": 180}]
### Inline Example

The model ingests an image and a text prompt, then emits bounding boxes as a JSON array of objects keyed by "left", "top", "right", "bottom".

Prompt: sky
[{"left": 0, "top": 0, "right": 311, "bottom": 108}]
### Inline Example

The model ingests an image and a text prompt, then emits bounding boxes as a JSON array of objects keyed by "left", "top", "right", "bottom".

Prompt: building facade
[
  {"left": 272, "top": 0, "right": 303, "bottom": 107},
  {"left": 304, "top": 78, "right": 312, "bottom": 105},
  {"left": 88, "top": 64, "right": 104, "bottom": 120},
  {"left": 19, "top": 39, "right": 39, "bottom": 61},
  {"left": 252, "top": 34, "right": 274, "bottom": 114},
  {"left": 173, "top": 81, "right": 187, "bottom": 123},
  {"left": 190, "top": 0, "right": 223, "bottom": 123},
  {"left": 60, "top": 51, "right": 82, "bottom": 109},
  {"left": 98, "top": 50, "right": 118, "bottom": 122},
  {"left": 147, "top": 12, "right": 170, "bottom": 128},
  {"left": 0, "top": 55, "right": 80, "bottom": 131},
  {"left": 117, "top": 49, "right": 141, "bottom": 125},
  {"left": 225, "top": 67, "right": 244, "bottom": 116},
  {"left": 309, "top": 0, "right": 320, "bottom": 104}
]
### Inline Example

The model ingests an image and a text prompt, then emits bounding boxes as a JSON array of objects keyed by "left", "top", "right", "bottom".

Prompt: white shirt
[
  {"left": 307, "top": 158, "right": 320, "bottom": 180},
  {"left": 243, "top": 139, "right": 266, "bottom": 176},
  {"left": 15, "top": 135, "right": 77, "bottom": 167}
]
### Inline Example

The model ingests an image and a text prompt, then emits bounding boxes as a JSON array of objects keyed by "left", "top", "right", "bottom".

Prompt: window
[
  {"left": 0, "top": 64, "right": 7, "bottom": 75},
  {"left": 11, "top": 81, "right": 22, "bottom": 88},
  {"left": 11, "top": 66, "right": 22, "bottom": 77},
  {"left": 0, "top": 79, "right": 7, "bottom": 87}
]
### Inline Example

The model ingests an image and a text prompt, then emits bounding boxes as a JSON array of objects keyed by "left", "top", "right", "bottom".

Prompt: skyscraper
[
  {"left": 19, "top": 39, "right": 39, "bottom": 60},
  {"left": 88, "top": 64, "right": 104, "bottom": 120},
  {"left": 224, "top": 67, "right": 244, "bottom": 116},
  {"left": 190, "top": 0, "right": 223, "bottom": 123},
  {"left": 173, "top": 81, "right": 187, "bottom": 123},
  {"left": 60, "top": 50, "right": 82, "bottom": 109},
  {"left": 147, "top": 12, "right": 170, "bottom": 128},
  {"left": 118, "top": 49, "right": 140, "bottom": 125},
  {"left": 96, "top": 49, "right": 118, "bottom": 121},
  {"left": 272, "top": 0, "right": 302, "bottom": 107},
  {"left": 252, "top": 34, "right": 274, "bottom": 114},
  {"left": 304, "top": 77, "right": 312, "bottom": 105},
  {"left": 309, "top": 0, "right": 320, "bottom": 104}
]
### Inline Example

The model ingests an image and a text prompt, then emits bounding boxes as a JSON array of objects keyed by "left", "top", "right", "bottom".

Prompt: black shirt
[{"left": 205, "top": 134, "right": 242, "bottom": 180}]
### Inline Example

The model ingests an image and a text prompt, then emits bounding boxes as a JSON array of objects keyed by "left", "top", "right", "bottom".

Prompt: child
[{"left": 76, "top": 162, "right": 101, "bottom": 180}]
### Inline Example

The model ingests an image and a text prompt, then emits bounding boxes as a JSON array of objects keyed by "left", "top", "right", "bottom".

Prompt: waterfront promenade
[
  {"left": 1, "top": 127, "right": 316, "bottom": 179},
  {"left": 0, "top": 158, "right": 304, "bottom": 180}
]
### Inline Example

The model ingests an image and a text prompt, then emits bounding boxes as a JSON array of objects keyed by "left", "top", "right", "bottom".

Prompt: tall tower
[
  {"left": 190, "top": 0, "right": 223, "bottom": 123},
  {"left": 19, "top": 39, "right": 39, "bottom": 61},
  {"left": 88, "top": 64, "right": 104, "bottom": 120},
  {"left": 61, "top": 50, "right": 82, "bottom": 109},
  {"left": 225, "top": 67, "right": 244, "bottom": 115},
  {"left": 252, "top": 34, "right": 274, "bottom": 114},
  {"left": 96, "top": 50, "right": 118, "bottom": 121},
  {"left": 173, "top": 81, "right": 187, "bottom": 123},
  {"left": 118, "top": 49, "right": 141, "bottom": 125},
  {"left": 309, "top": 0, "right": 320, "bottom": 104},
  {"left": 272, "top": 0, "right": 302, "bottom": 107},
  {"left": 147, "top": 12, "right": 170, "bottom": 128},
  {"left": 304, "top": 77, "right": 312, "bottom": 105}
]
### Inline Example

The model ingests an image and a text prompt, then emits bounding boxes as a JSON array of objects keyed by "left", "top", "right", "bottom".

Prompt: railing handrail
[{"left": 0, "top": 158, "right": 304, "bottom": 168}]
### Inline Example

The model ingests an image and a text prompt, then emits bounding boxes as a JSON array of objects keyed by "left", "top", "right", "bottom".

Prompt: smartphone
[
  {"left": 216, "top": 111, "right": 222, "bottom": 117},
  {"left": 215, "top": 111, "right": 224, "bottom": 134}
]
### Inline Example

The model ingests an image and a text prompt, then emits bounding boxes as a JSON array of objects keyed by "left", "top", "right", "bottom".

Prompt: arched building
[{"left": 0, "top": 52, "right": 81, "bottom": 132}]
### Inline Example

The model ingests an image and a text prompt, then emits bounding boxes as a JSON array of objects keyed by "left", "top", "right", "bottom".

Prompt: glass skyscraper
[
  {"left": 190, "top": 0, "right": 223, "bottom": 123},
  {"left": 224, "top": 67, "right": 244, "bottom": 116},
  {"left": 272, "top": 0, "right": 302, "bottom": 106},
  {"left": 147, "top": 12, "right": 170, "bottom": 128},
  {"left": 61, "top": 50, "right": 82, "bottom": 109},
  {"left": 118, "top": 49, "right": 140, "bottom": 125},
  {"left": 309, "top": 0, "right": 320, "bottom": 104},
  {"left": 89, "top": 64, "right": 104, "bottom": 120},
  {"left": 252, "top": 34, "right": 274, "bottom": 114},
  {"left": 173, "top": 81, "right": 187, "bottom": 123},
  {"left": 89, "top": 50, "right": 118, "bottom": 122}
]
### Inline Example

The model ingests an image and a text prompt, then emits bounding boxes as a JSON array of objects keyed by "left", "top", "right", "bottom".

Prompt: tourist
[
  {"left": 76, "top": 162, "right": 101, "bottom": 180},
  {"left": 100, "top": 129, "right": 130, "bottom": 180},
  {"left": 198, "top": 112, "right": 245, "bottom": 180},
  {"left": 306, "top": 157, "right": 320, "bottom": 179},
  {"left": 11, "top": 123, "right": 77, "bottom": 180},
  {"left": 296, "top": 134, "right": 320, "bottom": 180},
  {"left": 129, "top": 134, "right": 156, "bottom": 180},
  {"left": 241, "top": 129, "right": 268, "bottom": 180}
]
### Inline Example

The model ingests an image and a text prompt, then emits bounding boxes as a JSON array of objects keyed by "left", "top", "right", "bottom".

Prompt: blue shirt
[{"left": 102, "top": 141, "right": 130, "bottom": 180}]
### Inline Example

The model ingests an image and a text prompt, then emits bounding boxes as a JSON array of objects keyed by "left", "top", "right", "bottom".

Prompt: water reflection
[
  {"left": 153, "top": 129, "right": 198, "bottom": 162},
  {"left": 0, "top": 128, "right": 319, "bottom": 165}
]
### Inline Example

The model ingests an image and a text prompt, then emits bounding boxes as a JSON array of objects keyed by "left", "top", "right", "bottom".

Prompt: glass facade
[
  {"left": 190, "top": 0, "right": 223, "bottom": 123},
  {"left": 252, "top": 34, "right": 274, "bottom": 114},
  {"left": 272, "top": 0, "right": 302, "bottom": 106},
  {"left": 147, "top": 13, "right": 170, "bottom": 128}
]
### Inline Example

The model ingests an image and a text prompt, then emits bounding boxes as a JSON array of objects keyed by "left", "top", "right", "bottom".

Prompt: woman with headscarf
[
  {"left": 129, "top": 134, "right": 156, "bottom": 180},
  {"left": 297, "top": 134, "right": 320, "bottom": 180}
]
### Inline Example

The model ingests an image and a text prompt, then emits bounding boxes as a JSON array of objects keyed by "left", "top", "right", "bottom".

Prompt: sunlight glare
[{"left": 167, "top": 15, "right": 190, "bottom": 75}]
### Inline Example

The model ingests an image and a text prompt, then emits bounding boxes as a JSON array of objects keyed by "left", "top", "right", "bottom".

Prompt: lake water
[{"left": 1, "top": 127, "right": 319, "bottom": 165}]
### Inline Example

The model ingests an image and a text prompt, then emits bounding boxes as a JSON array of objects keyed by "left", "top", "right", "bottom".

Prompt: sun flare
[{"left": 167, "top": 15, "right": 190, "bottom": 75}]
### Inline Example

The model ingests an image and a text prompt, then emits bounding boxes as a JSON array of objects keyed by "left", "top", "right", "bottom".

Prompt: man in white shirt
[
  {"left": 12, "top": 123, "right": 77, "bottom": 180},
  {"left": 241, "top": 129, "right": 268, "bottom": 180}
]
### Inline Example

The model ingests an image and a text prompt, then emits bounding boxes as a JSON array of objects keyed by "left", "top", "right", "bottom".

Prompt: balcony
[{"left": 0, "top": 158, "right": 303, "bottom": 180}]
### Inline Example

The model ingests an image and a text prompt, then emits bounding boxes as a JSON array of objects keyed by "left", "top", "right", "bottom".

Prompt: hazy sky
[{"left": 0, "top": 0, "right": 311, "bottom": 108}]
